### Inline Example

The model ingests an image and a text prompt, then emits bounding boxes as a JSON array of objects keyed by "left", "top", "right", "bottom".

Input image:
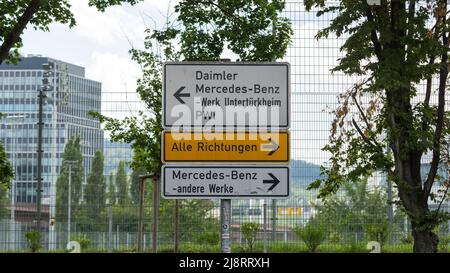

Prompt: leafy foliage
[
  {"left": 0, "top": 140, "right": 13, "bottom": 219},
  {"left": 240, "top": 222, "right": 260, "bottom": 252},
  {"left": 71, "top": 234, "right": 91, "bottom": 252},
  {"left": 305, "top": 0, "right": 450, "bottom": 252},
  {"left": 88, "top": 1, "right": 292, "bottom": 249},
  {"left": 294, "top": 217, "right": 326, "bottom": 253},
  {"left": 314, "top": 177, "right": 389, "bottom": 243},
  {"left": 84, "top": 150, "right": 106, "bottom": 220},
  {"left": 0, "top": 0, "right": 141, "bottom": 64},
  {"left": 25, "top": 231, "right": 42, "bottom": 253},
  {"left": 115, "top": 161, "right": 129, "bottom": 205},
  {"left": 55, "top": 135, "right": 84, "bottom": 222}
]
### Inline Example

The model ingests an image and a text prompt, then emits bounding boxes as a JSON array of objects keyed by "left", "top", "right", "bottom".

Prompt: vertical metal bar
[
  {"left": 220, "top": 199, "right": 231, "bottom": 253},
  {"left": 67, "top": 164, "right": 71, "bottom": 244},
  {"left": 385, "top": 146, "right": 394, "bottom": 243},
  {"left": 152, "top": 178, "right": 159, "bottom": 253},
  {"left": 263, "top": 201, "right": 267, "bottom": 253},
  {"left": 272, "top": 200, "right": 276, "bottom": 243},
  {"left": 137, "top": 177, "right": 145, "bottom": 252},
  {"left": 174, "top": 199, "right": 179, "bottom": 253},
  {"left": 36, "top": 89, "right": 43, "bottom": 235},
  {"left": 108, "top": 203, "right": 112, "bottom": 253}
]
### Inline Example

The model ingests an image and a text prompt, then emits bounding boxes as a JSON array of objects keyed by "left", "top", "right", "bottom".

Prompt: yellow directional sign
[{"left": 162, "top": 131, "right": 289, "bottom": 162}]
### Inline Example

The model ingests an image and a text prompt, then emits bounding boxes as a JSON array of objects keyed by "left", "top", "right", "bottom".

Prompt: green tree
[
  {"left": 315, "top": 178, "right": 388, "bottom": 245},
  {"left": 0, "top": 139, "right": 14, "bottom": 219},
  {"left": 0, "top": 0, "right": 141, "bottom": 64},
  {"left": 130, "top": 165, "right": 146, "bottom": 204},
  {"left": 305, "top": 0, "right": 450, "bottom": 252},
  {"left": 115, "top": 161, "right": 129, "bottom": 205},
  {"left": 89, "top": 0, "right": 292, "bottom": 248},
  {"left": 107, "top": 172, "right": 116, "bottom": 205},
  {"left": 55, "top": 135, "right": 84, "bottom": 222},
  {"left": 84, "top": 150, "right": 106, "bottom": 219}
]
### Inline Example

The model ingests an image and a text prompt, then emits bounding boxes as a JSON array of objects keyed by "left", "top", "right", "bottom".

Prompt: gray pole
[
  {"left": 220, "top": 199, "right": 231, "bottom": 253},
  {"left": 108, "top": 203, "right": 112, "bottom": 253},
  {"left": 219, "top": 58, "right": 232, "bottom": 254},
  {"left": 272, "top": 200, "right": 276, "bottom": 243},
  {"left": 36, "top": 88, "right": 44, "bottom": 235},
  {"left": 67, "top": 164, "right": 72, "bottom": 244},
  {"left": 152, "top": 177, "right": 159, "bottom": 253},
  {"left": 137, "top": 175, "right": 151, "bottom": 252},
  {"left": 263, "top": 201, "right": 267, "bottom": 253},
  {"left": 174, "top": 199, "right": 180, "bottom": 253}
]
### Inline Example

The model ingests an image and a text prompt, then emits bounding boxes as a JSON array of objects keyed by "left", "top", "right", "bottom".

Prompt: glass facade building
[{"left": 0, "top": 56, "right": 103, "bottom": 207}]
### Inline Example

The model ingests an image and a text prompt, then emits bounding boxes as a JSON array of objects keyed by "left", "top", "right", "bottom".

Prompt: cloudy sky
[{"left": 21, "top": 0, "right": 180, "bottom": 118}]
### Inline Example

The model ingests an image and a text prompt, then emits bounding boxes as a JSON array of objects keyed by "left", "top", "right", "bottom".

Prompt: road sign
[
  {"left": 163, "top": 62, "right": 290, "bottom": 129},
  {"left": 162, "top": 131, "right": 289, "bottom": 162},
  {"left": 162, "top": 165, "right": 289, "bottom": 198}
]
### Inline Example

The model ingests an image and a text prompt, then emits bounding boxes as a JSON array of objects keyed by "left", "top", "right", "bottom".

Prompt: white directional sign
[
  {"left": 162, "top": 165, "right": 289, "bottom": 199},
  {"left": 163, "top": 62, "right": 290, "bottom": 129}
]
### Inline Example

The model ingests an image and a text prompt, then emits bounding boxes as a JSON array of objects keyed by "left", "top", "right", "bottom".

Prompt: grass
[{"left": 1, "top": 242, "right": 447, "bottom": 253}]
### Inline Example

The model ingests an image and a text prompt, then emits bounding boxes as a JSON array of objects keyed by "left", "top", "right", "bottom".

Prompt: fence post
[
  {"left": 263, "top": 201, "right": 267, "bottom": 253},
  {"left": 108, "top": 203, "right": 112, "bottom": 253},
  {"left": 175, "top": 200, "right": 179, "bottom": 253}
]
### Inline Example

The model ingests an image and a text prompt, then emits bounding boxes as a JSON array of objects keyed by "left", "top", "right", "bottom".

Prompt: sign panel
[
  {"left": 163, "top": 62, "right": 290, "bottom": 129},
  {"left": 162, "top": 131, "right": 289, "bottom": 163},
  {"left": 162, "top": 165, "right": 289, "bottom": 198}
]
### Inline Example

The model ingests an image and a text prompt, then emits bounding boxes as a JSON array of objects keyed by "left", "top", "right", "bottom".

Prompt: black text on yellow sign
[{"left": 162, "top": 131, "right": 289, "bottom": 162}]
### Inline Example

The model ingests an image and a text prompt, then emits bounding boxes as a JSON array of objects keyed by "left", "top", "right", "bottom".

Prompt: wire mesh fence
[
  {"left": 1, "top": 1, "right": 450, "bottom": 253},
  {"left": 0, "top": 201, "right": 449, "bottom": 253}
]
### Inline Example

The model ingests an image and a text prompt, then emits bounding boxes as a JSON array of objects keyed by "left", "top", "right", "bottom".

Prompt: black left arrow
[
  {"left": 263, "top": 173, "right": 280, "bottom": 191},
  {"left": 174, "top": 86, "right": 190, "bottom": 104}
]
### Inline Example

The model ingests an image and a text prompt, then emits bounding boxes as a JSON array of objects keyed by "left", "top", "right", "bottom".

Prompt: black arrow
[
  {"left": 263, "top": 173, "right": 280, "bottom": 191},
  {"left": 174, "top": 86, "right": 190, "bottom": 104},
  {"left": 261, "top": 138, "right": 279, "bottom": 156}
]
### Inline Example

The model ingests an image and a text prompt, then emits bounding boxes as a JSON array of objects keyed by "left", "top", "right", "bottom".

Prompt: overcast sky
[{"left": 21, "top": 0, "right": 180, "bottom": 118}]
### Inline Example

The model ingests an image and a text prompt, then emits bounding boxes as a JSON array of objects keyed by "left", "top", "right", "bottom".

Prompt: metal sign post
[
  {"left": 161, "top": 61, "right": 291, "bottom": 254},
  {"left": 221, "top": 199, "right": 231, "bottom": 253}
]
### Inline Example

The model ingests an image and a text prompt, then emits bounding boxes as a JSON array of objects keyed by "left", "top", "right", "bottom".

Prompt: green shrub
[
  {"left": 329, "top": 232, "right": 341, "bottom": 244},
  {"left": 71, "top": 234, "right": 91, "bottom": 252},
  {"left": 439, "top": 235, "right": 450, "bottom": 253},
  {"left": 364, "top": 222, "right": 389, "bottom": 249},
  {"left": 400, "top": 233, "right": 413, "bottom": 244},
  {"left": 240, "top": 222, "right": 260, "bottom": 252},
  {"left": 294, "top": 218, "right": 326, "bottom": 253},
  {"left": 195, "top": 231, "right": 220, "bottom": 246},
  {"left": 25, "top": 231, "right": 41, "bottom": 253}
]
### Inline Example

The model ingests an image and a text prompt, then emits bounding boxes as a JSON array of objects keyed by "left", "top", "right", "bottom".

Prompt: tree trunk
[{"left": 412, "top": 224, "right": 439, "bottom": 253}]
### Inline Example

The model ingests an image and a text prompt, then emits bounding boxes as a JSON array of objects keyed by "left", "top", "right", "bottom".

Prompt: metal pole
[
  {"left": 36, "top": 88, "right": 44, "bottom": 235},
  {"left": 263, "top": 201, "right": 267, "bottom": 253},
  {"left": 219, "top": 58, "right": 232, "bottom": 254},
  {"left": 108, "top": 202, "right": 112, "bottom": 253},
  {"left": 137, "top": 176, "right": 148, "bottom": 252},
  {"left": 152, "top": 177, "right": 159, "bottom": 253},
  {"left": 67, "top": 164, "right": 72, "bottom": 244},
  {"left": 220, "top": 199, "right": 231, "bottom": 253},
  {"left": 272, "top": 199, "right": 276, "bottom": 243},
  {"left": 387, "top": 178, "right": 394, "bottom": 243},
  {"left": 175, "top": 199, "right": 179, "bottom": 253}
]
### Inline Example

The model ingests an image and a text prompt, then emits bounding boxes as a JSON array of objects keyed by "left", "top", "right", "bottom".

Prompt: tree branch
[
  {"left": 0, "top": 0, "right": 42, "bottom": 64},
  {"left": 365, "top": 8, "right": 383, "bottom": 61},
  {"left": 424, "top": 2, "right": 449, "bottom": 199},
  {"left": 352, "top": 118, "right": 377, "bottom": 150}
]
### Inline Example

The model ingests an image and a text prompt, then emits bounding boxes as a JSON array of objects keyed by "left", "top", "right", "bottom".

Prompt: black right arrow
[
  {"left": 174, "top": 86, "right": 190, "bottom": 104},
  {"left": 263, "top": 173, "right": 280, "bottom": 191}
]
